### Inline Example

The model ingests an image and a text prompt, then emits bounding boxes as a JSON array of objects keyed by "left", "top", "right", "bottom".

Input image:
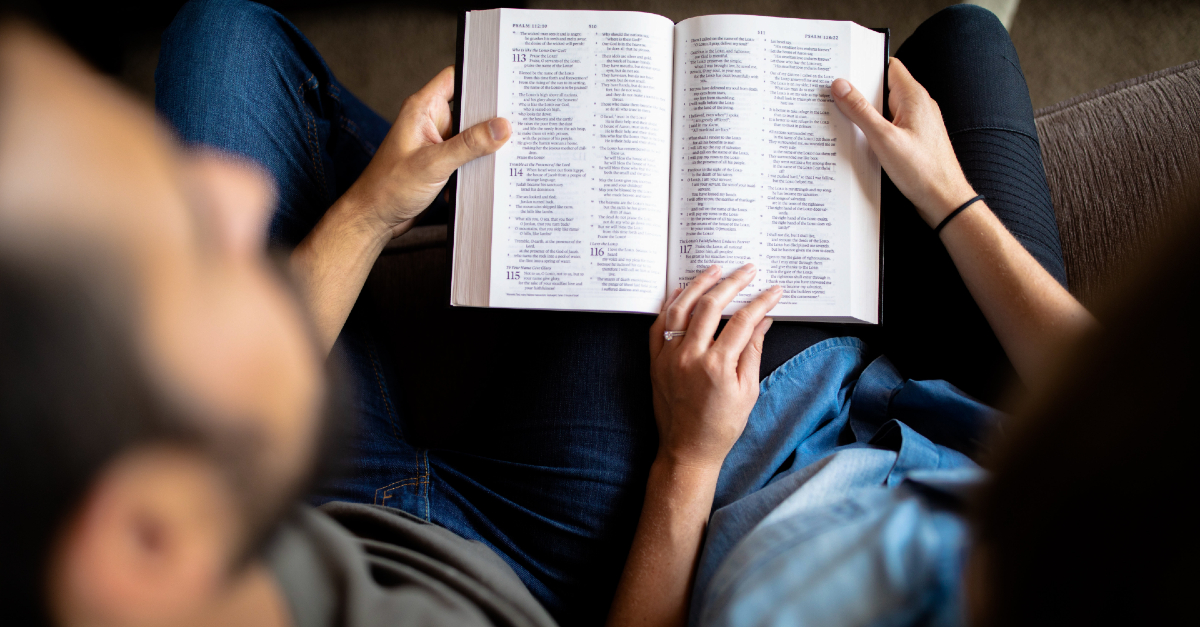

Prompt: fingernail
[
  {"left": 740, "top": 263, "right": 756, "bottom": 274},
  {"left": 489, "top": 118, "right": 510, "bottom": 141},
  {"left": 706, "top": 265, "right": 720, "bottom": 275},
  {"left": 832, "top": 79, "right": 851, "bottom": 98},
  {"left": 771, "top": 285, "right": 782, "bottom": 294}
]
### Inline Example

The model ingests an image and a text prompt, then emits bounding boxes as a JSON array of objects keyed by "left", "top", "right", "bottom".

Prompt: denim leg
[
  {"left": 415, "top": 308, "right": 659, "bottom": 626},
  {"left": 155, "top": 0, "right": 391, "bottom": 249},
  {"left": 880, "top": 5, "right": 1066, "bottom": 402},
  {"left": 155, "top": 0, "right": 426, "bottom": 499},
  {"left": 155, "top": 3, "right": 658, "bottom": 624}
]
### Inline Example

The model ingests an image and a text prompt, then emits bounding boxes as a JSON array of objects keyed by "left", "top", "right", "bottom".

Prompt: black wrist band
[{"left": 933, "top": 194, "right": 985, "bottom": 235}]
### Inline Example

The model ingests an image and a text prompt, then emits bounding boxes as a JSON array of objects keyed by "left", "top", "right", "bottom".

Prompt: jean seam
[
  {"left": 422, "top": 449, "right": 431, "bottom": 521},
  {"left": 297, "top": 74, "right": 329, "bottom": 202},
  {"left": 364, "top": 332, "right": 402, "bottom": 442},
  {"left": 325, "top": 82, "right": 379, "bottom": 157}
]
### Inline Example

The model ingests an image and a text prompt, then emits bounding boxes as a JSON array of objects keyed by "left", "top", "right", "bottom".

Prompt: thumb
[
  {"left": 830, "top": 78, "right": 892, "bottom": 144},
  {"left": 737, "top": 317, "right": 772, "bottom": 384},
  {"left": 428, "top": 117, "right": 511, "bottom": 178}
]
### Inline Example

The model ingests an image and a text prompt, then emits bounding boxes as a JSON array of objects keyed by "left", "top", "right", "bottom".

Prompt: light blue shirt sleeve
[{"left": 691, "top": 338, "right": 998, "bottom": 627}]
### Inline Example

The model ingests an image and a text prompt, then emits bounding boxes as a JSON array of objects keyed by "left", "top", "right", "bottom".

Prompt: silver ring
[{"left": 664, "top": 330, "right": 687, "bottom": 341}]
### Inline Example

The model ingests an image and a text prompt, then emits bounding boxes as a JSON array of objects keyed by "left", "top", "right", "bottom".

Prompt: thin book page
[
  {"left": 453, "top": 9, "right": 501, "bottom": 307},
  {"left": 488, "top": 9, "right": 675, "bottom": 314},
  {"left": 667, "top": 15, "right": 883, "bottom": 321}
]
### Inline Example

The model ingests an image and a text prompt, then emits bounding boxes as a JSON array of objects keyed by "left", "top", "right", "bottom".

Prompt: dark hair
[
  {"left": 972, "top": 201, "right": 1200, "bottom": 624},
  {"left": 0, "top": 258, "right": 211, "bottom": 626}
]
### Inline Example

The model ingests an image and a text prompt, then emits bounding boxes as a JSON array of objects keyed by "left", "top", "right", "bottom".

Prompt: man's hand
[
  {"left": 831, "top": 58, "right": 976, "bottom": 227},
  {"left": 648, "top": 264, "right": 781, "bottom": 471},
  {"left": 290, "top": 67, "right": 509, "bottom": 354},
  {"left": 342, "top": 65, "right": 511, "bottom": 239}
]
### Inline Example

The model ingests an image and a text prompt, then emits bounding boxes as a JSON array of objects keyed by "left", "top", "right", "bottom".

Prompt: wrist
[
  {"left": 326, "top": 190, "right": 397, "bottom": 250},
  {"left": 923, "top": 180, "right": 978, "bottom": 228},
  {"left": 651, "top": 450, "right": 724, "bottom": 487}
]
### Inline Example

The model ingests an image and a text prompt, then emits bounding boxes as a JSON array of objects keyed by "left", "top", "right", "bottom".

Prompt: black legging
[{"left": 761, "top": 4, "right": 1067, "bottom": 404}]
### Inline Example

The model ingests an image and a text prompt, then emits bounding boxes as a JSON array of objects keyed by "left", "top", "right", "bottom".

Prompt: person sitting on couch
[{"left": 2, "top": 3, "right": 1191, "bottom": 627}]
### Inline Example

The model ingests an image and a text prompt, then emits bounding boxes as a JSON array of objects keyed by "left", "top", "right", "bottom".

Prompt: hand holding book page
[
  {"left": 667, "top": 15, "right": 884, "bottom": 322},
  {"left": 454, "top": 9, "right": 885, "bottom": 322}
]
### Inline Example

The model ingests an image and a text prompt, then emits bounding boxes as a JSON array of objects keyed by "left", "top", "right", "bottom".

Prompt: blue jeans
[
  {"left": 156, "top": 1, "right": 1061, "bottom": 623},
  {"left": 156, "top": 2, "right": 656, "bottom": 623}
]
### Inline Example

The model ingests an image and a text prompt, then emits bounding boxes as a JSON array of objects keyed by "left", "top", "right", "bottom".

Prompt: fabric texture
[
  {"left": 872, "top": 4, "right": 1066, "bottom": 404},
  {"left": 1033, "top": 59, "right": 1200, "bottom": 307},
  {"left": 155, "top": 3, "right": 656, "bottom": 624},
  {"left": 266, "top": 502, "right": 557, "bottom": 627},
  {"left": 688, "top": 337, "right": 996, "bottom": 627}
]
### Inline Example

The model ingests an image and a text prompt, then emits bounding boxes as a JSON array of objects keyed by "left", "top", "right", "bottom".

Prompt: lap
[
  {"left": 156, "top": 4, "right": 654, "bottom": 623},
  {"left": 151, "top": 1, "right": 1062, "bottom": 621}
]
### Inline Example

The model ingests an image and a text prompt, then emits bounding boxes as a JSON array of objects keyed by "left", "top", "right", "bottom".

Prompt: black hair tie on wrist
[{"left": 934, "top": 194, "right": 985, "bottom": 235}]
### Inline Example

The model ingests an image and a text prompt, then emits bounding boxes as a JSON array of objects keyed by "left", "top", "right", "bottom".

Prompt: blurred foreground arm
[
  {"left": 289, "top": 67, "right": 510, "bottom": 354},
  {"left": 831, "top": 59, "right": 1097, "bottom": 387}
]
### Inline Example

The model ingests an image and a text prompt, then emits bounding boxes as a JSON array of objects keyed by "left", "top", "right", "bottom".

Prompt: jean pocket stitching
[{"left": 374, "top": 478, "right": 420, "bottom": 506}]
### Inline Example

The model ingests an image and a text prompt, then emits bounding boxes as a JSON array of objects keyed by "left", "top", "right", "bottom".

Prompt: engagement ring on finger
[{"left": 664, "top": 330, "right": 687, "bottom": 341}]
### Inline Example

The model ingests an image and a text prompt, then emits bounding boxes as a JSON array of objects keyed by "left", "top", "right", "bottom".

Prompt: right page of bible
[{"left": 668, "top": 15, "right": 885, "bottom": 322}]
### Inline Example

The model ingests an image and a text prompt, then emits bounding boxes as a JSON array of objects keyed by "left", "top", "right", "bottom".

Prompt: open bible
[{"left": 451, "top": 9, "right": 888, "bottom": 323}]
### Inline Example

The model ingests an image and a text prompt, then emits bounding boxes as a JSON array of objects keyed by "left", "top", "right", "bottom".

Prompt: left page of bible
[{"left": 488, "top": 9, "right": 675, "bottom": 313}]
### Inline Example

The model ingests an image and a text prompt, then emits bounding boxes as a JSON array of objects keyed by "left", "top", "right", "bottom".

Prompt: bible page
[
  {"left": 489, "top": 9, "right": 675, "bottom": 313},
  {"left": 667, "top": 15, "right": 883, "bottom": 322}
]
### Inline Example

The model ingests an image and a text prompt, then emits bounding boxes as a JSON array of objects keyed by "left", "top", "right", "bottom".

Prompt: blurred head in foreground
[
  {"left": 968, "top": 193, "right": 1199, "bottom": 625},
  {"left": 0, "top": 17, "right": 330, "bottom": 627}
]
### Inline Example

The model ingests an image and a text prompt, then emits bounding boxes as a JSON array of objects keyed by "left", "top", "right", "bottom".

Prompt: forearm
[
  {"left": 606, "top": 457, "right": 720, "bottom": 627},
  {"left": 939, "top": 201, "right": 1097, "bottom": 386},
  {"left": 289, "top": 195, "right": 407, "bottom": 355}
]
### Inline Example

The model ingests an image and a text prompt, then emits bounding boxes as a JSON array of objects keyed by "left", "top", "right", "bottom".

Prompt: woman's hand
[
  {"left": 648, "top": 264, "right": 781, "bottom": 471},
  {"left": 606, "top": 266, "right": 779, "bottom": 627},
  {"left": 831, "top": 58, "right": 976, "bottom": 227},
  {"left": 341, "top": 66, "right": 511, "bottom": 239}
]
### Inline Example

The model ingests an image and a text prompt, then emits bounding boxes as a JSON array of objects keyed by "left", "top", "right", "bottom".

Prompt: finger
[
  {"left": 427, "top": 65, "right": 457, "bottom": 102},
  {"left": 713, "top": 284, "right": 781, "bottom": 361},
  {"left": 830, "top": 77, "right": 892, "bottom": 146},
  {"left": 396, "top": 67, "right": 456, "bottom": 141},
  {"left": 427, "top": 66, "right": 457, "bottom": 137},
  {"left": 650, "top": 287, "right": 682, "bottom": 355},
  {"left": 736, "top": 316, "right": 774, "bottom": 384},
  {"left": 663, "top": 265, "right": 722, "bottom": 336},
  {"left": 422, "top": 117, "right": 511, "bottom": 182},
  {"left": 682, "top": 263, "right": 759, "bottom": 352},
  {"left": 886, "top": 58, "right": 923, "bottom": 98},
  {"left": 882, "top": 58, "right": 931, "bottom": 122}
]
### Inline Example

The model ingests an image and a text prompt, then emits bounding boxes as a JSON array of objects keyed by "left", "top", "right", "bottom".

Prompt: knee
[
  {"left": 912, "top": 3, "right": 1008, "bottom": 48},
  {"left": 155, "top": 0, "right": 304, "bottom": 128},
  {"left": 156, "top": 0, "right": 293, "bottom": 90}
]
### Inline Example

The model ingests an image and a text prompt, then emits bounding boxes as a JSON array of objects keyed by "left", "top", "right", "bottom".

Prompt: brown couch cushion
[{"left": 1035, "top": 60, "right": 1200, "bottom": 307}]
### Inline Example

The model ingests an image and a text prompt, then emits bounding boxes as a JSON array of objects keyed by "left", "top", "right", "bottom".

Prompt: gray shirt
[{"left": 265, "top": 502, "right": 558, "bottom": 627}]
